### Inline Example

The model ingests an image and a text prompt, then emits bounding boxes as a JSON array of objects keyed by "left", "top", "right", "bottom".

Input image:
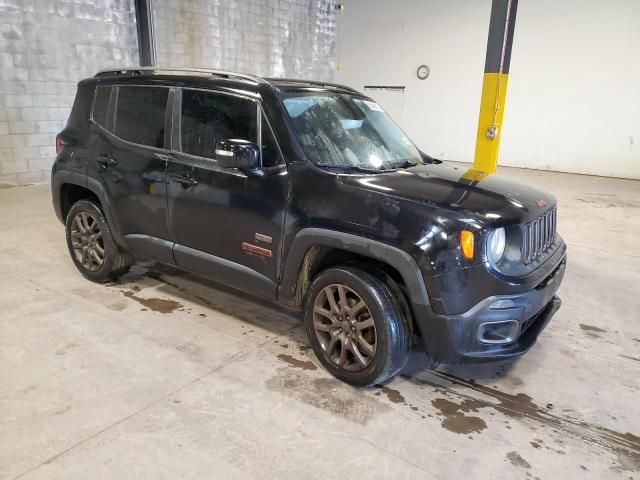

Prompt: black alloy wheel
[
  {"left": 69, "top": 211, "right": 105, "bottom": 272},
  {"left": 312, "top": 283, "right": 377, "bottom": 371},
  {"left": 304, "top": 266, "right": 410, "bottom": 387},
  {"left": 65, "top": 199, "right": 133, "bottom": 282}
]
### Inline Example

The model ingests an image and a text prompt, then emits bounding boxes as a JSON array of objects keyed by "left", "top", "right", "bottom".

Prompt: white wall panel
[
  {"left": 502, "top": 0, "right": 640, "bottom": 179},
  {"left": 336, "top": 0, "right": 640, "bottom": 179}
]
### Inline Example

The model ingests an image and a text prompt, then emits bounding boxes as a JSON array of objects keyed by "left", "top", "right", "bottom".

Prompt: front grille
[{"left": 522, "top": 207, "right": 557, "bottom": 265}]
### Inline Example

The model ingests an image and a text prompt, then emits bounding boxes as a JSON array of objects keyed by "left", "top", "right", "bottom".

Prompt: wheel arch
[
  {"left": 278, "top": 229, "right": 432, "bottom": 321},
  {"left": 53, "top": 171, "right": 126, "bottom": 247},
  {"left": 59, "top": 183, "right": 100, "bottom": 221}
]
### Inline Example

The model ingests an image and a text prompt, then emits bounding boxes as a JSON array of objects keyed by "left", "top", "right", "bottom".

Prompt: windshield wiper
[
  {"left": 389, "top": 160, "right": 419, "bottom": 170},
  {"left": 315, "top": 164, "right": 386, "bottom": 174}
]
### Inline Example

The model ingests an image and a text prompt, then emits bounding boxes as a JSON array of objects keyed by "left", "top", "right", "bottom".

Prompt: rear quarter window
[
  {"left": 92, "top": 86, "right": 111, "bottom": 127},
  {"left": 114, "top": 86, "right": 169, "bottom": 149}
]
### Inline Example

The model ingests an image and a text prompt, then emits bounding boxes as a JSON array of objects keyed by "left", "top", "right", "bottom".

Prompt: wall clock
[{"left": 417, "top": 65, "right": 430, "bottom": 80}]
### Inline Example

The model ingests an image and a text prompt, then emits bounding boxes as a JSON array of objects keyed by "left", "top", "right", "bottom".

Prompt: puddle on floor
[{"left": 121, "top": 288, "right": 183, "bottom": 314}]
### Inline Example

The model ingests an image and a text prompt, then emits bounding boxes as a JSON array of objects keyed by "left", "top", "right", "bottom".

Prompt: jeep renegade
[{"left": 52, "top": 67, "right": 567, "bottom": 386}]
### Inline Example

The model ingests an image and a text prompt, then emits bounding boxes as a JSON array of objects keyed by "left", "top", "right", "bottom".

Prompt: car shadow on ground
[
  {"left": 403, "top": 347, "right": 519, "bottom": 382},
  {"left": 114, "top": 261, "right": 518, "bottom": 383}
]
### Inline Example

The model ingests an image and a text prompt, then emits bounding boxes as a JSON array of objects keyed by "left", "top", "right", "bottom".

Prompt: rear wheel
[
  {"left": 304, "top": 266, "right": 410, "bottom": 387},
  {"left": 65, "top": 199, "right": 133, "bottom": 282}
]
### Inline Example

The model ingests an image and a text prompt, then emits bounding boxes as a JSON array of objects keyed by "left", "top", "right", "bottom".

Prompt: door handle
[
  {"left": 97, "top": 155, "right": 118, "bottom": 168},
  {"left": 169, "top": 173, "right": 198, "bottom": 187}
]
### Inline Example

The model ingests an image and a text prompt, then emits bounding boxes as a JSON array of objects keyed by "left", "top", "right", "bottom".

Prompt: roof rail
[
  {"left": 95, "top": 66, "right": 267, "bottom": 84},
  {"left": 266, "top": 77, "right": 359, "bottom": 93}
]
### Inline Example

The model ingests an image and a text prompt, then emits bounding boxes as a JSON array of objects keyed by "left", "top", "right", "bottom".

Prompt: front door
[
  {"left": 166, "top": 88, "right": 288, "bottom": 299},
  {"left": 88, "top": 84, "right": 173, "bottom": 262}
]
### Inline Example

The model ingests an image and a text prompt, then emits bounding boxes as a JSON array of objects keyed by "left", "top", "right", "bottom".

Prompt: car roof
[
  {"left": 264, "top": 77, "right": 359, "bottom": 94},
  {"left": 93, "top": 66, "right": 360, "bottom": 96}
]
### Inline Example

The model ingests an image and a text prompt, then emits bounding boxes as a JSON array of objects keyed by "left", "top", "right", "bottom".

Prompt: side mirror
[{"left": 215, "top": 139, "right": 260, "bottom": 170}]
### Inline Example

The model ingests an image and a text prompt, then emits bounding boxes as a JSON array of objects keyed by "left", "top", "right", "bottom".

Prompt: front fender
[{"left": 278, "top": 228, "right": 432, "bottom": 311}]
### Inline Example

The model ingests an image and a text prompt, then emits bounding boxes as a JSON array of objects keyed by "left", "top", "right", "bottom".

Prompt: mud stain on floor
[
  {"left": 106, "top": 301, "right": 127, "bottom": 311},
  {"left": 507, "top": 375, "right": 524, "bottom": 387},
  {"left": 144, "top": 270, "right": 188, "bottom": 290},
  {"left": 506, "top": 451, "right": 531, "bottom": 469},
  {"left": 379, "top": 386, "right": 405, "bottom": 404},
  {"left": 579, "top": 324, "right": 606, "bottom": 333},
  {"left": 576, "top": 193, "right": 640, "bottom": 209},
  {"left": 176, "top": 342, "right": 201, "bottom": 355},
  {"left": 404, "top": 371, "right": 640, "bottom": 464},
  {"left": 266, "top": 368, "right": 390, "bottom": 424},
  {"left": 620, "top": 354, "right": 640, "bottom": 363},
  {"left": 277, "top": 353, "right": 317, "bottom": 371},
  {"left": 138, "top": 267, "right": 298, "bottom": 331},
  {"left": 431, "top": 397, "right": 488, "bottom": 434},
  {"left": 121, "top": 289, "right": 182, "bottom": 314},
  {"left": 54, "top": 342, "right": 79, "bottom": 356},
  {"left": 52, "top": 404, "right": 71, "bottom": 416},
  {"left": 615, "top": 451, "right": 640, "bottom": 472}
]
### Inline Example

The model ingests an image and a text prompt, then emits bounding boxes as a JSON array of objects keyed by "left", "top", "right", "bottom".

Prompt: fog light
[{"left": 478, "top": 320, "right": 519, "bottom": 344}]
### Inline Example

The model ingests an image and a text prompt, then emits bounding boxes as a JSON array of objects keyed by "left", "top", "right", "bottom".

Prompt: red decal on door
[{"left": 242, "top": 242, "right": 272, "bottom": 258}]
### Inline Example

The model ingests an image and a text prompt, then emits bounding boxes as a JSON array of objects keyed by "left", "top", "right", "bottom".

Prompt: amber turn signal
[{"left": 460, "top": 230, "right": 475, "bottom": 259}]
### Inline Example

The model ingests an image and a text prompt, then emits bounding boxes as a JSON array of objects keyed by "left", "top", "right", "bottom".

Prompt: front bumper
[{"left": 416, "top": 255, "right": 566, "bottom": 364}]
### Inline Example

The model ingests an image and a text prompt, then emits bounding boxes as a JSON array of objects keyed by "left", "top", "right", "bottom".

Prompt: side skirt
[{"left": 173, "top": 243, "right": 278, "bottom": 300}]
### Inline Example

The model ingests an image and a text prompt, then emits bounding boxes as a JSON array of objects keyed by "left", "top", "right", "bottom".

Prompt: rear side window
[
  {"left": 115, "top": 86, "right": 169, "bottom": 148},
  {"left": 181, "top": 89, "right": 257, "bottom": 159},
  {"left": 92, "top": 86, "right": 111, "bottom": 127}
]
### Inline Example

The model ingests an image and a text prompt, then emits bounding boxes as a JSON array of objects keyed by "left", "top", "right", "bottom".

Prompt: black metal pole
[{"left": 134, "top": 0, "right": 156, "bottom": 66}]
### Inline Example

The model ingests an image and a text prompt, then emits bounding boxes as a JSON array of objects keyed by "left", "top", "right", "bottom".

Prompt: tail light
[{"left": 55, "top": 135, "right": 62, "bottom": 154}]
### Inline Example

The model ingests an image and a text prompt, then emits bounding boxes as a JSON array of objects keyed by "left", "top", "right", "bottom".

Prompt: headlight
[{"left": 487, "top": 227, "right": 506, "bottom": 265}]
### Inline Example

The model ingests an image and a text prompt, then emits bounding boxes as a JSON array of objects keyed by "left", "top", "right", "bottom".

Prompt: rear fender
[{"left": 52, "top": 171, "right": 126, "bottom": 248}]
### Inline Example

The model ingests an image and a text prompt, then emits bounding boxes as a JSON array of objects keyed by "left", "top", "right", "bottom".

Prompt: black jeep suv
[{"left": 52, "top": 67, "right": 566, "bottom": 386}]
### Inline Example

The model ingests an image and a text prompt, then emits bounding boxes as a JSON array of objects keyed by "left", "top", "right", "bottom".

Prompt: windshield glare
[{"left": 283, "top": 93, "right": 423, "bottom": 171}]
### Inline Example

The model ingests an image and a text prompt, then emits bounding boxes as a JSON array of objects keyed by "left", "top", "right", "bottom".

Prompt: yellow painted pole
[{"left": 473, "top": 0, "right": 518, "bottom": 174}]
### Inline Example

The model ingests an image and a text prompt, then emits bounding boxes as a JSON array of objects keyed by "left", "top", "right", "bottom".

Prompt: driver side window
[{"left": 180, "top": 89, "right": 257, "bottom": 160}]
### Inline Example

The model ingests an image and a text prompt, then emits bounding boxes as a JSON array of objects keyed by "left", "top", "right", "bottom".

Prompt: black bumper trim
[{"left": 414, "top": 255, "right": 566, "bottom": 364}]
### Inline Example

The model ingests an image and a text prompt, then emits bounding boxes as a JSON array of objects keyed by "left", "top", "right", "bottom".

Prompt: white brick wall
[
  {"left": 0, "top": 0, "right": 337, "bottom": 185},
  {"left": 0, "top": 0, "right": 139, "bottom": 185},
  {"left": 153, "top": 0, "right": 337, "bottom": 80}
]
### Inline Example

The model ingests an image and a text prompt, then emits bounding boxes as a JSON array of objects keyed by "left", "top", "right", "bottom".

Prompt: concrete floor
[{"left": 1, "top": 167, "right": 639, "bottom": 480}]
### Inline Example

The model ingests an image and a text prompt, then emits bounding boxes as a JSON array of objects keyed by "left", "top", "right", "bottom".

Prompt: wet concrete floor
[{"left": 1, "top": 167, "right": 639, "bottom": 479}]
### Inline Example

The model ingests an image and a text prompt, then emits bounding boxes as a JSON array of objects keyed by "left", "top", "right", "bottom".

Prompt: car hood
[{"left": 337, "top": 162, "right": 556, "bottom": 225}]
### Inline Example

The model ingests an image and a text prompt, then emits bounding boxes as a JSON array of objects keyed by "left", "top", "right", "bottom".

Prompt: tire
[
  {"left": 65, "top": 199, "right": 133, "bottom": 283},
  {"left": 303, "top": 266, "right": 411, "bottom": 387}
]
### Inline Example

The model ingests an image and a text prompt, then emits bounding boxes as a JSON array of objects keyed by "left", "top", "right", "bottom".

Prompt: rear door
[
  {"left": 166, "top": 87, "right": 289, "bottom": 299},
  {"left": 89, "top": 84, "right": 173, "bottom": 262}
]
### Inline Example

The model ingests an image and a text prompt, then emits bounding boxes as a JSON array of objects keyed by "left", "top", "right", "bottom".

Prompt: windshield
[{"left": 283, "top": 92, "right": 423, "bottom": 171}]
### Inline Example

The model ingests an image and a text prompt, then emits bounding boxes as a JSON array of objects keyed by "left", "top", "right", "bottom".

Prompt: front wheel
[
  {"left": 65, "top": 199, "right": 133, "bottom": 283},
  {"left": 303, "top": 266, "right": 410, "bottom": 387}
]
